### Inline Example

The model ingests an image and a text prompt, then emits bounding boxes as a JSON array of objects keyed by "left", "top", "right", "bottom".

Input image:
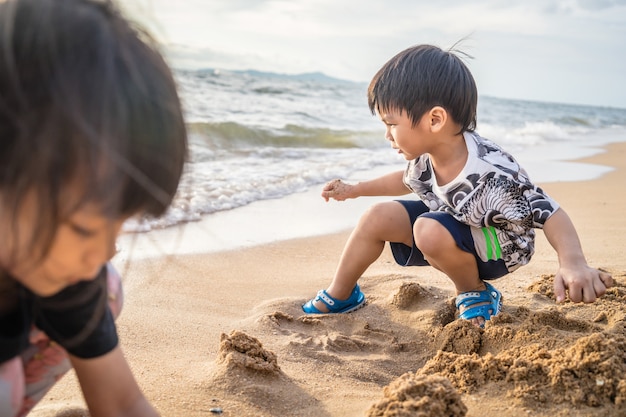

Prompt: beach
[{"left": 32, "top": 140, "right": 626, "bottom": 417}]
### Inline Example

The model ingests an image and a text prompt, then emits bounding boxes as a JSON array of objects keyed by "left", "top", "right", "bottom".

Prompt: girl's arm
[
  {"left": 321, "top": 170, "right": 410, "bottom": 202},
  {"left": 542, "top": 208, "right": 614, "bottom": 303},
  {"left": 71, "top": 346, "right": 159, "bottom": 417}
]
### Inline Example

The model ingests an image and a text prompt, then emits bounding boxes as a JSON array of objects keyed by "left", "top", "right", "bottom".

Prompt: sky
[{"left": 123, "top": 0, "right": 626, "bottom": 109}]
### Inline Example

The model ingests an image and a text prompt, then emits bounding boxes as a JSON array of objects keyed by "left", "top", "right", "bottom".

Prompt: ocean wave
[
  {"left": 478, "top": 120, "right": 587, "bottom": 150},
  {"left": 188, "top": 121, "right": 381, "bottom": 150}
]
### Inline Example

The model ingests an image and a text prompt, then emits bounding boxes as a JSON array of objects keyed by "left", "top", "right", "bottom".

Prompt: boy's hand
[
  {"left": 321, "top": 179, "right": 355, "bottom": 202},
  {"left": 553, "top": 265, "right": 614, "bottom": 303}
]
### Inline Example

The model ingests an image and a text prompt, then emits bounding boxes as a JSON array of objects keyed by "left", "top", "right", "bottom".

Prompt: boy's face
[
  {"left": 1, "top": 191, "right": 127, "bottom": 297},
  {"left": 379, "top": 109, "right": 432, "bottom": 160}
]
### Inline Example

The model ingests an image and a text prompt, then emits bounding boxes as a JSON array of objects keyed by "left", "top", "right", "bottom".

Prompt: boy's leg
[
  {"left": 17, "top": 263, "right": 124, "bottom": 417},
  {"left": 413, "top": 215, "right": 507, "bottom": 326},
  {"left": 309, "top": 201, "right": 413, "bottom": 312}
]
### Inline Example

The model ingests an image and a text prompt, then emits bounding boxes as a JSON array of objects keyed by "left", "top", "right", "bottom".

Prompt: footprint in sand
[{"left": 260, "top": 310, "right": 402, "bottom": 356}]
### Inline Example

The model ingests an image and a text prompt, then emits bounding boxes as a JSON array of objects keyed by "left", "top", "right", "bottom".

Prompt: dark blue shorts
[{"left": 389, "top": 200, "right": 509, "bottom": 280}]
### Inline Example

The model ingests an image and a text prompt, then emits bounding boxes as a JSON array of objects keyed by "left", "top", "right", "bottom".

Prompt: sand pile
[{"left": 366, "top": 374, "right": 467, "bottom": 417}]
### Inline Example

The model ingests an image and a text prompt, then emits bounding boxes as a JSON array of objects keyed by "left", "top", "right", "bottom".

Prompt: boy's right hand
[{"left": 321, "top": 179, "right": 355, "bottom": 202}]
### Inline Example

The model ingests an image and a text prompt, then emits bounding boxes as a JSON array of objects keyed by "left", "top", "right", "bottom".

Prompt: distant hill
[
  {"left": 181, "top": 67, "right": 356, "bottom": 84},
  {"left": 237, "top": 69, "right": 350, "bottom": 83}
]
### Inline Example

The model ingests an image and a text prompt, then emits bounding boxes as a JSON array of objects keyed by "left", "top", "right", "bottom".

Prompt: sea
[{"left": 118, "top": 68, "right": 626, "bottom": 257}]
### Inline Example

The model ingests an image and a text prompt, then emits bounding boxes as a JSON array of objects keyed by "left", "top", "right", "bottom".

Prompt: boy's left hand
[{"left": 553, "top": 265, "right": 614, "bottom": 303}]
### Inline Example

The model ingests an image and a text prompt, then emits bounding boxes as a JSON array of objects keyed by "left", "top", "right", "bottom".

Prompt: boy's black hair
[
  {"left": 368, "top": 44, "right": 477, "bottom": 133},
  {"left": 0, "top": 0, "right": 188, "bottom": 264}
]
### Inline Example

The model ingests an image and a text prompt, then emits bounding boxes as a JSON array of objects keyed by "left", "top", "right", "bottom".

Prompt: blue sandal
[
  {"left": 455, "top": 282, "right": 502, "bottom": 327},
  {"left": 302, "top": 284, "right": 366, "bottom": 314}
]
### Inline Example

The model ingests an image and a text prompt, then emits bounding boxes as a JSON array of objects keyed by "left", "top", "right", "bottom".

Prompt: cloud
[{"left": 127, "top": 0, "right": 626, "bottom": 107}]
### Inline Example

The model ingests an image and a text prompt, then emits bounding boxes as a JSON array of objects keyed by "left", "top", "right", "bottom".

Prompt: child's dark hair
[
  {"left": 367, "top": 44, "right": 477, "bottom": 134},
  {"left": 0, "top": 0, "right": 188, "bottom": 264}
]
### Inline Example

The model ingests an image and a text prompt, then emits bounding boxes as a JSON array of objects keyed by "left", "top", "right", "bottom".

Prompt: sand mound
[
  {"left": 415, "top": 272, "right": 626, "bottom": 415},
  {"left": 420, "top": 332, "right": 626, "bottom": 406},
  {"left": 218, "top": 330, "right": 281, "bottom": 374},
  {"left": 391, "top": 282, "right": 425, "bottom": 309},
  {"left": 366, "top": 374, "right": 467, "bottom": 417},
  {"left": 204, "top": 330, "right": 328, "bottom": 416},
  {"left": 433, "top": 319, "right": 482, "bottom": 355}
]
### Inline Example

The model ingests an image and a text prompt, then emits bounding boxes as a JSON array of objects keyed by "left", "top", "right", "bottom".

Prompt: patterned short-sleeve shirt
[{"left": 403, "top": 131, "right": 559, "bottom": 270}]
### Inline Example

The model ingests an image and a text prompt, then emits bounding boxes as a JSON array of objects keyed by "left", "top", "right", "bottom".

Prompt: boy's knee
[
  {"left": 356, "top": 203, "right": 387, "bottom": 229},
  {"left": 413, "top": 217, "right": 451, "bottom": 255},
  {"left": 362, "top": 202, "right": 390, "bottom": 218},
  {"left": 357, "top": 202, "right": 406, "bottom": 232}
]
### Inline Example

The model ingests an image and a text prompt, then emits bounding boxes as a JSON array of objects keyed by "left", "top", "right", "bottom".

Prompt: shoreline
[{"left": 115, "top": 131, "right": 622, "bottom": 262}]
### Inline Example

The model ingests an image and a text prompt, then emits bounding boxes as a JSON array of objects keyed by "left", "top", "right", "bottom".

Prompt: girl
[{"left": 0, "top": 0, "right": 188, "bottom": 415}]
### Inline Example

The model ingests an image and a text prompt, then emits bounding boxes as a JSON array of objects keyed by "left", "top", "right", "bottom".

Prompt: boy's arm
[
  {"left": 322, "top": 170, "right": 410, "bottom": 202},
  {"left": 542, "top": 208, "right": 614, "bottom": 303},
  {"left": 71, "top": 346, "right": 159, "bottom": 417}
]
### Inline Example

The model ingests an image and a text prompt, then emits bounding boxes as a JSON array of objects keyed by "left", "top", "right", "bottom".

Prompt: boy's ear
[{"left": 428, "top": 106, "right": 447, "bottom": 132}]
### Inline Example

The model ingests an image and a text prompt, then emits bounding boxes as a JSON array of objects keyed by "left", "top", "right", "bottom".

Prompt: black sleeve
[{"left": 33, "top": 267, "right": 118, "bottom": 359}]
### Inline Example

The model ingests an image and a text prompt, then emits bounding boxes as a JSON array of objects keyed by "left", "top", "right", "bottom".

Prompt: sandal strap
[
  {"left": 455, "top": 282, "right": 503, "bottom": 324},
  {"left": 315, "top": 290, "right": 337, "bottom": 308},
  {"left": 455, "top": 289, "right": 492, "bottom": 309},
  {"left": 305, "top": 284, "right": 365, "bottom": 314},
  {"left": 459, "top": 305, "right": 495, "bottom": 321}
]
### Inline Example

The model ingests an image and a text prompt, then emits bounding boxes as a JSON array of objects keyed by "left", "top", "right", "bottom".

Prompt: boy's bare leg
[
  {"left": 413, "top": 217, "right": 490, "bottom": 326},
  {"left": 311, "top": 201, "right": 413, "bottom": 312}
]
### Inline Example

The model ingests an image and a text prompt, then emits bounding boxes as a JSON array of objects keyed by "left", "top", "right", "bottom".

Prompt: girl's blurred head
[{"left": 0, "top": 0, "right": 188, "bottom": 293}]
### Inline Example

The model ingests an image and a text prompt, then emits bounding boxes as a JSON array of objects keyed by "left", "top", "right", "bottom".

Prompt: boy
[{"left": 302, "top": 44, "right": 613, "bottom": 327}]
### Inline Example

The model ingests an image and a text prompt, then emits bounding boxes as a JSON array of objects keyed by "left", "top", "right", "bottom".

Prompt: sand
[{"left": 31, "top": 141, "right": 626, "bottom": 417}]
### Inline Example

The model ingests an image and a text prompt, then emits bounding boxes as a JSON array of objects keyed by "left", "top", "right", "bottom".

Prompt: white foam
[{"left": 115, "top": 165, "right": 404, "bottom": 260}]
